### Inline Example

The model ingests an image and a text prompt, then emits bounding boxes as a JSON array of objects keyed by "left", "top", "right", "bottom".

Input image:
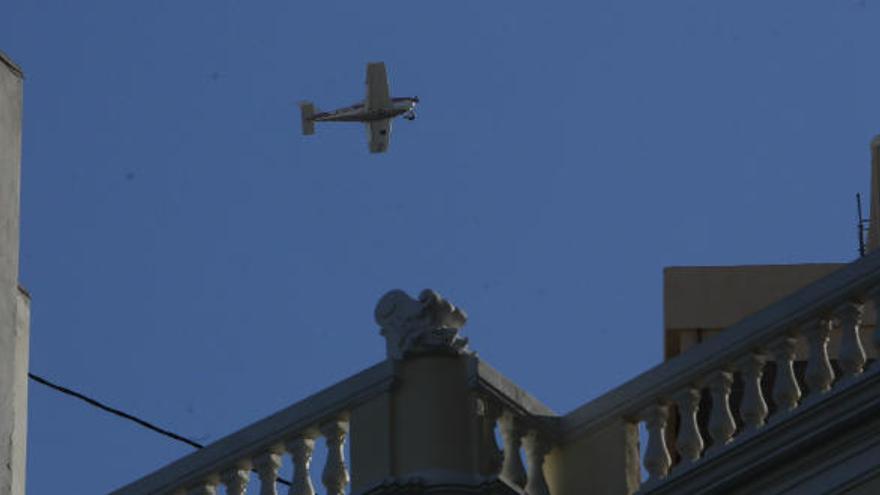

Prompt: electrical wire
[
  {"left": 28, "top": 372, "right": 292, "bottom": 487},
  {"left": 29, "top": 372, "right": 205, "bottom": 449}
]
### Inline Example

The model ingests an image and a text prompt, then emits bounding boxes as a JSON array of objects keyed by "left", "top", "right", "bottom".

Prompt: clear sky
[{"left": 3, "top": 1, "right": 880, "bottom": 493}]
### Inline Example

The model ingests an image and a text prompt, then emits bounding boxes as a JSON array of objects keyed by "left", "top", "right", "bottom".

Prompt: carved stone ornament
[{"left": 375, "top": 289, "right": 470, "bottom": 360}]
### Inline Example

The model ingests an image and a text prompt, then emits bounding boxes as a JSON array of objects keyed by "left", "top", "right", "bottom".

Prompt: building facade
[
  {"left": 114, "top": 244, "right": 880, "bottom": 494},
  {"left": 113, "top": 141, "right": 880, "bottom": 494},
  {"left": 0, "top": 51, "right": 29, "bottom": 495}
]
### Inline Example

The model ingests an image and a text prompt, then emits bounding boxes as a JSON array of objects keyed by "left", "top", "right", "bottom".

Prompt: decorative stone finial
[{"left": 375, "top": 289, "right": 469, "bottom": 360}]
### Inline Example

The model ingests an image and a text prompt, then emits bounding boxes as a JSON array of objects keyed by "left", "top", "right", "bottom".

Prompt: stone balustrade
[
  {"left": 561, "top": 250, "right": 880, "bottom": 494},
  {"left": 113, "top": 353, "right": 558, "bottom": 495},
  {"left": 469, "top": 359, "right": 558, "bottom": 495},
  {"left": 181, "top": 417, "right": 348, "bottom": 495},
  {"left": 473, "top": 398, "right": 554, "bottom": 495},
  {"left": 112, "top": 254, "right": 880, "bottom": 495},
  {"left": 111, "top": 362, "right": 394, "bottom": 495},
  {"left": 634, "top": 298, "right": 879, "bottom": 488}
]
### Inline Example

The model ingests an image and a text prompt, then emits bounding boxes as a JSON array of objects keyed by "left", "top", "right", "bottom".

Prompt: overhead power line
[
  {"left": 28, "top": 372, "right": 291, "bottom": 487},
  {"left": 28, "top": 372, "right": 205, "bottom": 449}
]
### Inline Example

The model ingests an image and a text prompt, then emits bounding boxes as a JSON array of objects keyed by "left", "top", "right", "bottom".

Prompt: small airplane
[{"left": 299, "top": 62, "right": 418, "bottom": 153}]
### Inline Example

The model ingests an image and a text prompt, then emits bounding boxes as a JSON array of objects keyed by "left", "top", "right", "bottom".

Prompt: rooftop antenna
[{"left": 857, "top": 192, "right": 869, "bottom": 257}]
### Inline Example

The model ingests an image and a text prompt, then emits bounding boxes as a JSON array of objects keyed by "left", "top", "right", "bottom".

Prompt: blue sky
[{"left": 3, "top": 1, "right": 880, "bottom": 493}]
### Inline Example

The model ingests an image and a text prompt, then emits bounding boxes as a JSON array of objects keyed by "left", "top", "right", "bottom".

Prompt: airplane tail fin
[{"left": 299, "top": 101, "right": 315, "bottom": 135}]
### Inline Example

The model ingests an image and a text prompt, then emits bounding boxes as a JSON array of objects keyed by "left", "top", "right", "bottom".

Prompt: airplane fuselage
[
  {"left": 300, "top": 62, "right": 414, "bottom": 152},
  {"left": 312, "top": 97, "right": 418, "bottom": 122}
]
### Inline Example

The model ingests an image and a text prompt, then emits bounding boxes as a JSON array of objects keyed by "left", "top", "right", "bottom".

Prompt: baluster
[
  {"left": 707, "top": 371, "right": 735, "bottom": 452},
  {"left": 523, "top": 429, "right": 551, "bottom": 495},
  {"left": 804, "top": 319, "right": 834, "bottom": 395},
  {"left": 221, "top": 467, "right": 250, "bottom": 495},
  {"left": 220, "top": 466, "right": 251, "bottom": 495},
  {"left": 286, "top": 436, "right": 316, "bottom": 495},
  {"left": 254, "top": 450, "right": 282, "bottom": 495},
  {"left": 836, "top": 302, "right": 866, "bottom": 378},
  {"left": 475, "top": 396, "right": 503, "bottom": 476},
  {"left": 640, "top": 403, "right": 671, "bottom": 482},
  {"left": 188, "top": 482, "right": 218, "bottom": 495},
  {"left": 673, "top": 387, "right": 703, "bottom": 467},
  {"left": 499, "top": 411, "right": 527, "bottom": 489},
  {"left": 320, "top": 419, "right": 350, "bottom": 495},
  {"left": 872, "top": 289, "right": 880, "bottom": 357},
  {"left": 771, "top": 335, "right": 801, "bottom": 413},
  {"left": 737, "top": 352, "right": 768, "bottom": 432}
]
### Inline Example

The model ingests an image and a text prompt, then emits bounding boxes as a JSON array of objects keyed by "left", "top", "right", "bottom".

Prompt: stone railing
[
  {"left": 111, "top": 361, "right": 396, "bottom": 495},
  {"left": 112, "top": 355, "right": 560, "bottom": 495},
  {"left": 112, "top": 287, "right": 564, "bottom": 495},
  {"left": 561, "top": 250, "right": 880, "bottom": 493},
  {"left": 469, "top": 359, "right": 558, "bottom": 495},
  {"left": 347, "top": 357, "right": 559, "bottom": 495}
]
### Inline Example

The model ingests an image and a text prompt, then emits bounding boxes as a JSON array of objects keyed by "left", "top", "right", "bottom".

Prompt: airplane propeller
[{"left": 404, "top": 97, "right": 418, "bottom": 120}]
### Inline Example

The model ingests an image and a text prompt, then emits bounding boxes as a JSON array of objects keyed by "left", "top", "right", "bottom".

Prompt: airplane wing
[
  {"left": 367, "top": 119, "right": 391, "bottom": 153},
  {"left": 365, "top": 62, "right": 391, "bottom": 111}
]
